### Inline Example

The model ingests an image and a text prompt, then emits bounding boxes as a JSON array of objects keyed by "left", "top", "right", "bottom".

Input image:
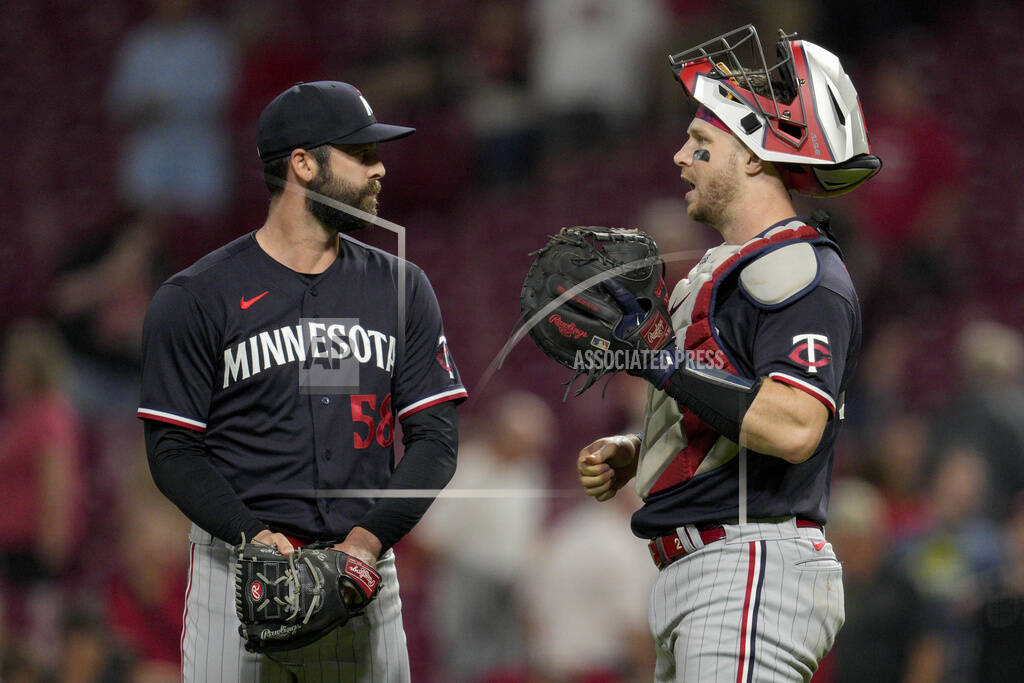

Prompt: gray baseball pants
[
  {"left": 180, "top": 524, "right": 410, "bottom": 682},
  {"left": 649, "top": 519, "right": 844, "bottom": 682}
]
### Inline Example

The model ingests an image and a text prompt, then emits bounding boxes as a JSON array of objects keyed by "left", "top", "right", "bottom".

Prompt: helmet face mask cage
[
  {"left": 669, "top": 25, "right": 805, "bottom": 147},
  {"left": 669, "top": 24, "right": 881, "bottom": 197}
]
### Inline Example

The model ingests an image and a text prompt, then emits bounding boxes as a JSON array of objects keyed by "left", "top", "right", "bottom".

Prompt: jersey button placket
[
  {"left": 321, "top": 396, "right": 330, "bottom": 405},
  {"left": 305, "top": 285, "right": 318, "bottom": 317}
]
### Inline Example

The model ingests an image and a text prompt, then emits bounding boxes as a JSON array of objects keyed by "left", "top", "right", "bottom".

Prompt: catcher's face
[
  {"left": 674, "top": 119, "right": 741, "bottom": 229},
  {"left": 305, "top": 144, "right": 384, "bottom": 233}
]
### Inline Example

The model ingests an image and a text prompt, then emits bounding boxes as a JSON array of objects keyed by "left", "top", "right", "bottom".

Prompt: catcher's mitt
[
  {"left": 519, "top": 227, "right": 673, "bottom": 397},
  {"left": 234, "top": 539, "right": 382, "bottom": 653}
]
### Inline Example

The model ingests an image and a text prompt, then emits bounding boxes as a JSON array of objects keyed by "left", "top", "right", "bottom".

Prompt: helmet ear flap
[{"left": 778, "top": 153, "right": 882, "bottom": 197}]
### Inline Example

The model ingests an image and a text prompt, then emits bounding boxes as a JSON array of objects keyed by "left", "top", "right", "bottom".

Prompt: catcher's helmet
[{"left": 669, "top": 25, "right": 881, "bottom": 197}]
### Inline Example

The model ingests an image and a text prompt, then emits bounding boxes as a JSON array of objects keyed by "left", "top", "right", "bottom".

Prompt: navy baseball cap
[{"left": 257, "top": 81, "right": 415, "bottom": 162}]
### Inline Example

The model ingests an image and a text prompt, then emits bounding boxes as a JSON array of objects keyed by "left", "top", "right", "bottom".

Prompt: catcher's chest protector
[{"left": 636, "top": 222, "right": 833, "bottom": 498}]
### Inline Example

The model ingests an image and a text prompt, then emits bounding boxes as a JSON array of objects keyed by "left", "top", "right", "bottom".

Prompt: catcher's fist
[{"left": 577, "top": 435, "right": 640, "bottom": 501}]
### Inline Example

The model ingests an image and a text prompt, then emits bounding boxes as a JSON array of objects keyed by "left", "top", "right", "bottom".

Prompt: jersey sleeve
[
  {"left": 392, "top": 268, "right": 467, "bottom": 421},
  {"left": 752, "top": 286, "right": 855, "bottom": 416},
  {"left": 137, "top": 283, "right": 220, "bottom": 432}
]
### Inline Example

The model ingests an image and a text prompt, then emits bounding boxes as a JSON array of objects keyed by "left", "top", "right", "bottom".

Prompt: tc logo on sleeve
[
  {"left": 436, "top": 335, "right": 455, "bottom": 380},
  {"left": 789, "top": 334, "right": 830, "bottom": 374}
]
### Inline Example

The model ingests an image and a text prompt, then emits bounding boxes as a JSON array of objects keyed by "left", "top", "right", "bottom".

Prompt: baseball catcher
[
  {"left": 566, "top": 23, "right": 881, "bottom": 683},
  {"left": 518, "top": 226, "right": 672, "bottom": 398},
  {"left": 234, "top": 538, "right": 382, "bottom": 653}
]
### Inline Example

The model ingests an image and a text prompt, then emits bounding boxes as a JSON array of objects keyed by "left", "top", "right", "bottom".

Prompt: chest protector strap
[{"left": 640, "top": 223, "right": 837, "bottom": 498}]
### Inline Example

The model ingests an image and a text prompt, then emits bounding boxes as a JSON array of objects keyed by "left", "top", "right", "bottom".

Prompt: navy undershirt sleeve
[
  {"left": 145, "top": 398, "right": 459, "bottom": 551},
  {"left": 357, "top": 400, "right": 459, "bottom": 551},
  {"left": 144, "top": 421, "right": 266, "bottom": 544}
]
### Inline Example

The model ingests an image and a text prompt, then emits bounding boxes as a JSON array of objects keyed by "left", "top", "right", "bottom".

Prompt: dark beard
[{"left": 305, "top": 166, "right": 381, "bottom": 234}]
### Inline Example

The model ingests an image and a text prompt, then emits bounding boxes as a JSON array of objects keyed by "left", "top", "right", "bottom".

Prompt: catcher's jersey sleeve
[
  {"left": 748, "top": 283, "right": 857, "bottom": 417},
  {"left": 138, "top": 283, "right": 220, "bottom": 431},
  {"left": 392, "top": 267, "right": 467, "bottom": 420}
]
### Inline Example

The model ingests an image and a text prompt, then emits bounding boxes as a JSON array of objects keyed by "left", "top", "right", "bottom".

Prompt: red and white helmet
[{"left": 669, "top": 25, "right": 881, "bottom": 197}]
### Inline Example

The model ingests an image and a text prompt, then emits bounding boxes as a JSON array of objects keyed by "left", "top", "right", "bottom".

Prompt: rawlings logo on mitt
[
  {"left": 517, "top": 226, "right": 674, "bottom": 397},
  {"left": 234, "top": 540, "right": 382, "bottom": 653},
  {"left": 548, "top": 314, "right": 589, "bottom": 339}
]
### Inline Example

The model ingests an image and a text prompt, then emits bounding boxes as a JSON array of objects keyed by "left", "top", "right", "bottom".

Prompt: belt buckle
[{"left": 648, "top": 539, "right": 668, "bottom": 569}]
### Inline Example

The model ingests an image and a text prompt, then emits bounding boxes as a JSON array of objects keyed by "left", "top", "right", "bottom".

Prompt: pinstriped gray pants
[
  {"left": 648, "top": 519, "right": 844, "bottom": 682},
  {"left": 181, "top": 524, "right": 411, "bottom": 682}
]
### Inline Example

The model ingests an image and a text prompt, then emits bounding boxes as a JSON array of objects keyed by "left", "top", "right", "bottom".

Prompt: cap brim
[{"left": 331, "top": 122, "right": 416, "bottom": 145}]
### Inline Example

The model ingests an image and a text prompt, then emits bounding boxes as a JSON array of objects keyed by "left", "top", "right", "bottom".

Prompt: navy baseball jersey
[
  {"left": 633, "top": 219, "right": 861, "bottom": 538},
  {"left": 138, "top": 231, "right": 467, "bottom": 538}
]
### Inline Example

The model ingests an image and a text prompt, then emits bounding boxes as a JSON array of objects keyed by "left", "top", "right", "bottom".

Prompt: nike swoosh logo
[
  {"left": 240, "top": 291, "right": 269, "bottom": 309},
  {"left": 813, "top": 541, "right": 826, "bottom": 551}
]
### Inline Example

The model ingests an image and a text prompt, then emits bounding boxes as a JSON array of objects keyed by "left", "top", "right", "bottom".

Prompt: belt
[
  {"left": 281, "top": 534, "right": 343, "bottom": 550},
  {"left": 274, "top": 531, "right": 336, "bottom": 550},
  {"left": 648, "top": 518, "right": 823, "bottom": 570},
  {"left": 283, "top": 534, "right": 309, "bottom": 549}
]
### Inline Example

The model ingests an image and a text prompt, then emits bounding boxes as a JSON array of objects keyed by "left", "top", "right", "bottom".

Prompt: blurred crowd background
[{"left": 3, "top": 0, "right": 1024, "bottom": 681}]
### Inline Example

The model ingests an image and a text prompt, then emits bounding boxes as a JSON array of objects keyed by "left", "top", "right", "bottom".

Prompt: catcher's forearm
[
  {"left": 356, "top": 401, "right": 459, "bottom": 550},
  {"left": 658, "top": 354, "right": 763, "bottom": 444},
  {"left": 735, "top": 379, "right": 828, "bottom": 463},
  {"left": 145, "top": 421, "right": 266, "bottom": 544}
]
